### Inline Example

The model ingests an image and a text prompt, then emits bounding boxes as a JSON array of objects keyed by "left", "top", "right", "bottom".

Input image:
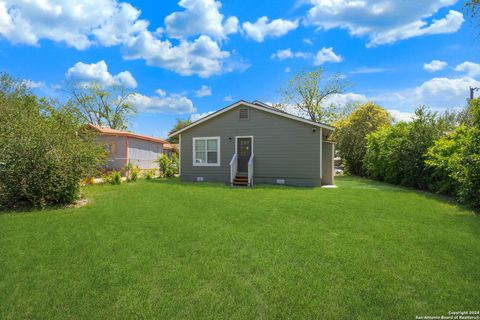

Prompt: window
[
  {"left": 193, "top": 137, "right": 220, "bottom": 166},
  {"left": 239, "top": 108, "right": 249, "bottom": 120}
]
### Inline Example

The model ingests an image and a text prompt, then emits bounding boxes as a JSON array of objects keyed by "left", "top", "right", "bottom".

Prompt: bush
[
  {"left": 426, "top": 99, "right": 480, "bottom": 212},
  {"left": 143, "top": 169, "right": 155, "bottom": 180},
  {"left": 171, "top": 153, "right": 179, "bottom": 175},
  {"left": 0, "top": 74, "right": 105, "bottom": 208},
  {"left": 156, "top": 154, "right": 175, "bottom": 178},
  {"left": 123, "top": 163, "right": 140, "bottom": 182},
  {"left": 364, "top": 107, "right": 455, "bottom": 190},
  {"left": 103, "top": 170, "right": 122, "bottom": 185}
]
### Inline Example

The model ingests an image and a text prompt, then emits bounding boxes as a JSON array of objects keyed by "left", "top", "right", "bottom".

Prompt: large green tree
[
  {"left": 67, "top": 83, "right": 136, "bottom": 130},
  {"left": 277, "top": 67, "right": 349, "bottom": 124},
  {"left": 334, "top": 102, "right": 392, "bottom": 176}
]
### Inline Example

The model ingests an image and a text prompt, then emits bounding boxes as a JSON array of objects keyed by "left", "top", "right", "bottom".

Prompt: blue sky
[{"left": 0, "top": 0, "right": 479, "bottom": 138}]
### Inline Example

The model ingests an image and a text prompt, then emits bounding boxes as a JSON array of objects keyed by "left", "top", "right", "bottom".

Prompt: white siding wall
[{"left": 128, "top": 138, "right": 163, "bottom": 169}]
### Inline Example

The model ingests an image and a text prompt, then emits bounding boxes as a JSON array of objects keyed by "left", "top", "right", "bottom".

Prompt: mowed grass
[{"left": 0, "top": 177, "right": 479, "bottom": 319}]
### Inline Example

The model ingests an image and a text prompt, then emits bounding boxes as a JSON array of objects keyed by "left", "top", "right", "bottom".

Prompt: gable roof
[
  {"left": 88, "top": 124, "right": 168, "bottom": 144},
  {"left": 169, "top": 100, "right": 335, "bottom": 137}
]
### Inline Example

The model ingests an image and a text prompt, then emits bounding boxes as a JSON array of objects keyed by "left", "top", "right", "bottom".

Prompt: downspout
[
  {"left": 125, "top": 136, "right": 129, "bottom": 167},
  {"left": 320, "top": 128, "right": 323, "bottom": 184},
  {"left": 178, "top": 134, "right": 182, "bottom": 176}
]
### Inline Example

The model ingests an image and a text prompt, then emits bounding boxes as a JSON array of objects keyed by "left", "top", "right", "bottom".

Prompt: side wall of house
[
  {"left": 97, "top": 135, "right": 127, "bottom": 171},
  {"left": 128, "top": 138, "right": 163, "bottom": 170},
  {"left": 322, "top": 141, "right": 334, "bottom": 185},
  {"left": 180, "top": 104, "right": 326, "bottom": 187}
]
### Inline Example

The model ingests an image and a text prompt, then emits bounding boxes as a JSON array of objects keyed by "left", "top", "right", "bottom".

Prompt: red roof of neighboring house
[{"left": 88, "top": 124, "right": 168, "bottom": 144}]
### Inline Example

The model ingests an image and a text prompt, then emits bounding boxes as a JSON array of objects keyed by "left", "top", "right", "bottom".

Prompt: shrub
[
  {"left": 171, "top": 153, "right": 179, "bottom": 175},
  {"left": 143, "top": 169, "right": 155, "bottom": 180},
  {"left": 103, "top": 170, "right": 122, "bottom": 185},
  {"left": 426, "top": 99, "right": 480, "bottom": 212},
  {"left": 123, "top": 163, "right": 140, "bottom": 182},
  {"left": 156, "top": 154, "right": 175, "bottom": 178},
  {"left": 334, "top": 102, "right": 392, "bottom": 176},
  {"left": 364, "top": 107, "right": 455, "bottom": 190},
  {"left": 0, "top": 74, "right": 105, "bottom": 208}
]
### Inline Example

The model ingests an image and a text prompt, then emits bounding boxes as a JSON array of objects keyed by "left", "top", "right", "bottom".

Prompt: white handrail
[
  {"left": 248, "top": 153, "right": 254, "bottom": 187},
  {"left": 230, "top": 153, "right": 237, "bottom": 185}
]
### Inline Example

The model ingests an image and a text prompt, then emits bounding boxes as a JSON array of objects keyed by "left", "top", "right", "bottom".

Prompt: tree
[
  {"left": 277, "top": 67, "right": 349, "bottom": 124},
  {"left": 426, "top": 98, "right": 480, "bottom": 212},
  {"left": 67, "top": 83, "right": 136, "bottom": 130},
  {"left": 0, "top": 74, "right": 106, "bottom": 208},
  {"left": 364, "top": 107, "right": 456, "bottom": 190},
  {"left": 334, "top": 102, "right": 392, "bottom": 176},
  {"left": 167, "top": 119, "right": 192, "bottom": 144},
  {"left": 464, "top": 0, "right": 480, "bottom": 26}
]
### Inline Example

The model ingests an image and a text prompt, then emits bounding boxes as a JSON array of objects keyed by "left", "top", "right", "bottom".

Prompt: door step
[{"left": 232, "top": 175, "right": 249, "bottom": 186}]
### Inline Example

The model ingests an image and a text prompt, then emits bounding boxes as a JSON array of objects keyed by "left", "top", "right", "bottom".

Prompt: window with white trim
[{"left": 193, "top": 137, "right": 220, "bottom": 166}]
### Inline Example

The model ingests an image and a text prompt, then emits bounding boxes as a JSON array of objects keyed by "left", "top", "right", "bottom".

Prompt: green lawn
[{"left": 0, "top": 177, "right": 479, "bottom": 319}]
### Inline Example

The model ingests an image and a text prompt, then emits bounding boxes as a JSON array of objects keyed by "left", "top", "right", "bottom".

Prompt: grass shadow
[{"left": 338, "top": 175, "right": 476, "bottom": 215}]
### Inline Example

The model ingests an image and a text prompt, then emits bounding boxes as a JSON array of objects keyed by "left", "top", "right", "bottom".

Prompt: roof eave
[{"left": 169, "top": 100, "right": 335, "bottom": 137}]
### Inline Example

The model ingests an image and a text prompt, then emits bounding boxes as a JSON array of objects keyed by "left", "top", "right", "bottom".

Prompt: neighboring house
[
  {"left": 163, "top": 143, "right": 178, "bottom": 158},
  {"left": 169, "top": 100, "right": 335, "bottom": 187},
  {"left": 89, "top": 124, "right": 167, "bottom": 171}
]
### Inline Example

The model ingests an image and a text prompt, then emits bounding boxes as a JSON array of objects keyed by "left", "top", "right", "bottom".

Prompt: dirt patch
[{"left": 68, "top": 198, "right": 89, "bottom": 208}]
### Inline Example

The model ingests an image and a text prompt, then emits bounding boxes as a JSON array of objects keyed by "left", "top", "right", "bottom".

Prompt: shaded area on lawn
[{"left": 0, "top": 176, "right": 479, "bottom": 319}]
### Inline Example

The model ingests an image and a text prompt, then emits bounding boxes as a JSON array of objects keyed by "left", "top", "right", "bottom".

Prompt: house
[
  {"left": 162, "top": 143, "right": 178, "bottom": 158},
  {"left": 88, "top": 124, "right": 167, "bottom": 171},
  {"left": 169, "top": 100, "right": 335, "bottom": 187}
]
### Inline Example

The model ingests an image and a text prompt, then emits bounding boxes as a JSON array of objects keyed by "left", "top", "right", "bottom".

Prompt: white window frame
[{"left": 192, "top": 137, "right": 221, "bottom": 166}]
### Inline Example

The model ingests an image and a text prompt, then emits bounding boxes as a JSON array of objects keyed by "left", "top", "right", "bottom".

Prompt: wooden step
[
  {"left": 232, "top": 181, "right": 248, "bottom": 186},
  {"left": 234, "top": 177, "right": 248, "bottom": 181}
]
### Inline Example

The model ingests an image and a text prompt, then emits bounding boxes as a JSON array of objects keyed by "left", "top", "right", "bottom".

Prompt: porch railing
[
  {"left": 248, "top": 153, "right": 254, "bottom": 187},
  {"left": 229, "top": 153, "right": 238, "bottom": 185}
]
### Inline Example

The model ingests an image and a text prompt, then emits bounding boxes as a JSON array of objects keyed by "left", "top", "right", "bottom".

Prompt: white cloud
[
  {"left": 413, "top": 77, "right": 479, "bottom": 107},
  {"left": 424, "top": 60, "right": 448, "bottom": 72},
  {"left": 270, "top": 48, "right": 311, "bottom": 60},
  {"left": 224, "top": 95, "right": 234, "bottom": 102},
  {"left": 305, "top": 1, "right": 464, "bottom": 47},
  {"left": 66, "top": 60, "right": 137, "bottom": 88},
  {"left": 242, "top": 16, "right": 298, "bottom": 42},
  {"left": 155, "top": 89, "right": 167, "bottom": 97},
  {"left": 128, "top": 90, "right": 195, "bottom": 114},
  {"left": 270, "top": 47, "right": 342, "bottom": 66},
  {"left": 284, "top": 67, "right": 291, "bottom": 73},
  {"left": 0, "top": 0, "right": 147, "bottom": 49},
  {"left": 123, "top": 33, "right": 231, "bottom": 78},
  {"left": 349, "top": 67, "right": 387, "bottom": 74},
  {"left": 0, "top": 0, "right": 238, "bottom": 78},
  {"left": 190, "top": 110, "right": 215, "bottom": 121},
  {"left": 387, "top": 109, "right": 415, "bottom": 122},
  {"left": 323, "top": 92, "right": 368, "bottom": 106},
  {"left": 454, "top": 61, "right": 480, "bottom": 78},
  {"left": 165, "top": 0, "right": 238, "bottom": 39},
  {"left": 194, "top": 85, "right": 212, "bottom": 97},
  {"left": 373, "top": 77, "right": 480, "bottom": 109},
  {"left": 314, "top": 47, "right": 343, "bottom": 65},
  {"left": 303, "top": 38, "right": 313, "bottom": 45},
  {"left": 22, "top": 79, "right": 45, "bottom": 89}
]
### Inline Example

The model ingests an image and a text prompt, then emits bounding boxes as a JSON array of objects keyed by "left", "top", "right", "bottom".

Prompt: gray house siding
[
  {"left": 98, "top": 135, "right": 127, "bottom": 171},
  {"left": 180, "top": 104, "right": 327, "bottom": 187},
  {"left": 98, "top": 135, "right": 163, "bottom": 171},
  {"left": 128, "top": 138, "right": 163, "bottom": 169}
]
